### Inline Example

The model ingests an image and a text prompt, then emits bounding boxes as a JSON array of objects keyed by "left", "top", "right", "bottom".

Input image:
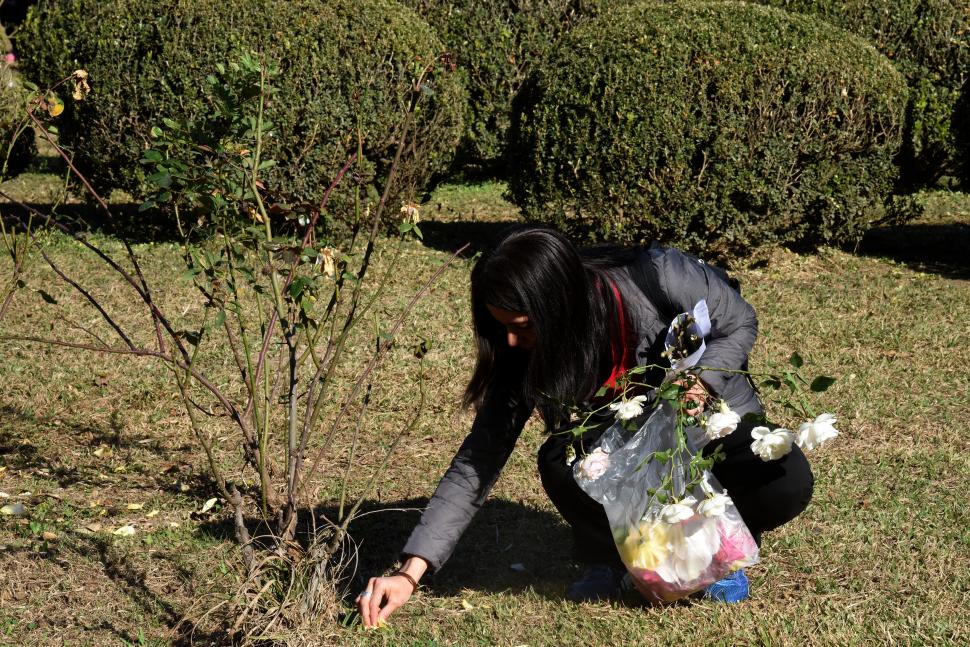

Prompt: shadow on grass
[
  {"left": 332, "top": 497, "right": 575, "bottom": 601},
  {"left": 418, "top": 220, "right": 524, "bottom": 255},
  {"left": 856, "top": 221, "right": 970, "bottom": 280},
  {"left": 0, "top": 200, "right": 183, "bottom": 245},
  {"left": 18, "top": 531, "right": 227, "bottom": 646},
  {"left": 0, "top": 403, "right": 200, "bottom": 493}
]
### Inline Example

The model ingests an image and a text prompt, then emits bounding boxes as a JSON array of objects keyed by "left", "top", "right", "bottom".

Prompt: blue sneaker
[
  {"left": 566, "top": 564, "right": 627, "bottom": 602},
  {"left": 703, "top": 569, "right": 750, "bottom": 603}
]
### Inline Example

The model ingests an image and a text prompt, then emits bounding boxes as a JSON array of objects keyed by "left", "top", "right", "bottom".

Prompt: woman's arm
[
  {"left": 357, "top": 377, "right": 532, "bottom": 627},
  {"left": 401, "top": 379, "right": 532, "bottom": 569}
]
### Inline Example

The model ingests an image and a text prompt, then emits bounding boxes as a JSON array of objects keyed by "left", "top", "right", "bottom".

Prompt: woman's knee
[
  {"left": 537, "top": 433, "right": 568, "bottom": 481},
  {"left": 727, "top": 445, "right": 815, "bottom": 536},
  {"left": 761, "top": 446, "right": 815, "bottom": 531}
]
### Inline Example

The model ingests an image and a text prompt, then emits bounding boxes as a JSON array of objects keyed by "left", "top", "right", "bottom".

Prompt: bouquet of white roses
[
  {"left": 574, "top": 402, "right": 759, "bottom": 602},
  {"left": 572, "top": 299, "right": 838, "bottom": 602}
]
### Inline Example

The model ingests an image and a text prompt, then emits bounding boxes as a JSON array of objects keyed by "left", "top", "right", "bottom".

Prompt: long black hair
[{"left": 463, "top": 225, "right": 639, "bottom": 429}]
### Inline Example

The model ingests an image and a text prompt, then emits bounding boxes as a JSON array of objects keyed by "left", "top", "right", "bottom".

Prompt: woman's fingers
[
  {"left": 356, "top": 576, "right": 414, "bottom": 628},
  {"left": 376, "top": 591, "right": 406, "bottom": 625},
  {"left": 357, "top": 577, "right": 378, "bottom": 627}
]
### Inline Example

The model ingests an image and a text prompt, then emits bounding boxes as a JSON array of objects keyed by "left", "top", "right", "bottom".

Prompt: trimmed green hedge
[
  {"left": 507, "top": 2, "right": 908, "bottom": 258},
  {"left": 401, "top": 0, "right": 580, "bottom": 170},
  {"left": 956, "top": 79, "right": 970, "bottom": 188},
  {"left": 17, "top": 0, "right": 466, "bottom": 213},
  {"left": 757, "top": 0, "right": 968, "bottom": 188},
  {"left": 590, "top": 0, "right": 968, "bottom": 187}
]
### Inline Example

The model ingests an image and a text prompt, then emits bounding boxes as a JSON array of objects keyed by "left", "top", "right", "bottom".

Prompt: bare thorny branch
[{"left": 0, "top": 56, "right": 467, "bottom": 589}]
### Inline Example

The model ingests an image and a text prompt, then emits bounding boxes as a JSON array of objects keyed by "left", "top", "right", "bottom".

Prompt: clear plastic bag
[{"left": 573, "top": 402, "right": 759, "bottom": 602}]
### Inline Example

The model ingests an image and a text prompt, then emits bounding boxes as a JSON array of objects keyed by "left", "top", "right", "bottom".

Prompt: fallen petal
[{"left": 0, "top": 503, "right": 25, "bottom": 516}]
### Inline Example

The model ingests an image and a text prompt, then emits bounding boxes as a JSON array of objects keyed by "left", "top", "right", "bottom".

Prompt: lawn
[{"left": 1, "top": 163, "right": 968, "bottom": 646}]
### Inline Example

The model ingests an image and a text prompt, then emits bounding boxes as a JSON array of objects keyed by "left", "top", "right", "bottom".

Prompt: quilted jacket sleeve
[{"left": 401, "top": 379, "right": 533, "bottom": 572}]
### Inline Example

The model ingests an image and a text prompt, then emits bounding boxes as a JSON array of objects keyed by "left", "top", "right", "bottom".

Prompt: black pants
[{"left": 537, "top": 419, "right": 815, "bottom": 567}]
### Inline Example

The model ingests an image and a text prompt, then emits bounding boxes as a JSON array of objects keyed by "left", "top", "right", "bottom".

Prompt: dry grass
[{"left": 1, "top": 170, "right": 968, "bottom": 645}]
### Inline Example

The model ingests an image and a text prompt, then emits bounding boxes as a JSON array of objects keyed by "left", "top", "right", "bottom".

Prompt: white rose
[
  {"left": 702, "top": 401, "right": 741, "bottom": 440},
  {"left": 750, "top": 426, "right": 794, "bottom": 461},
  {"left": 577, "top": 447, "right": 611, "bottom": 481},
  {"left": 660, "top": 496, "right": 698, "bottom": 523},
  {"left": 697, "top": 492, "right": 733, "bottom": 518},
  {"left": 609, "top": 395, "right": 648, "bottom": 421},
  {"left": 796, "top": 413, "right": 839, "bottom": 451}
]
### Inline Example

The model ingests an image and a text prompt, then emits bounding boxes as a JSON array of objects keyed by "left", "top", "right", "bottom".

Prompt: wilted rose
[
  {"left": 400, "top": 201, "right": 421, "bottom": 224},
  {"left": 320, "top": 247, "right": 336, "bottom": 278}
]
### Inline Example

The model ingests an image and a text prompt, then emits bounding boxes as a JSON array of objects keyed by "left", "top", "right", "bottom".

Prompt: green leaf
[
  {"left": 150, "top": 126, "right": 163, "bottom": 138},
  {"left": 148, "top": 172, "right": 173, "bottom": 189},
  {"left": 810, "top": 375, "right": 836, "bottom": 392},
  {"left": 288, "top": 276, "right": 312, "bottom": 301},
  {"left": 789, "top": 352, "right": 804, "bottom": 368},
  {"left": 141, "top": 149, "right": 163, "bottom": 163},
  {"left": 658, "top": 382, "right": 682, "bottom": 401},
  {"left": 138, "top": 200, "right": 156, "bottom": 213},
  {"left": 162, "top": 117, "right": 179, "bottom": 130},
  {"left": 212, "top": 309, "right": 226, "bottom": 329}
]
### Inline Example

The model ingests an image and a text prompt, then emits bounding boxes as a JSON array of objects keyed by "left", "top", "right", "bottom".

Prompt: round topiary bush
[
  {"left": 401, "top": 0, "right": 580, "bottom": 172},
  {"left": 16, "top": 0, "right": 466, "bottom": 215},
  {"left": 956, "top": 79, "right": 970, "bottom": 189},
  {"left": 507, "top": 1, "right": 908, "bottom": 259},
  {"left": 755, "top": 0, "right": 969, "bottom": 189}
]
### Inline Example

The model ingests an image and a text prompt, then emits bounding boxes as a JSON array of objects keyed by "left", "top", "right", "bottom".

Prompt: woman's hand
[
  {"left": 675, "top": 375, "right": 710, "bottom": 417},
  {"left": 357, "top": 556, "right": 428, "bottom": 628}
]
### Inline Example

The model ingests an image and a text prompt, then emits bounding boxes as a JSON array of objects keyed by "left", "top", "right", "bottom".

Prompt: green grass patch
[{"left": 1, "top": 177, "right": 968, "bottom": 645}]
